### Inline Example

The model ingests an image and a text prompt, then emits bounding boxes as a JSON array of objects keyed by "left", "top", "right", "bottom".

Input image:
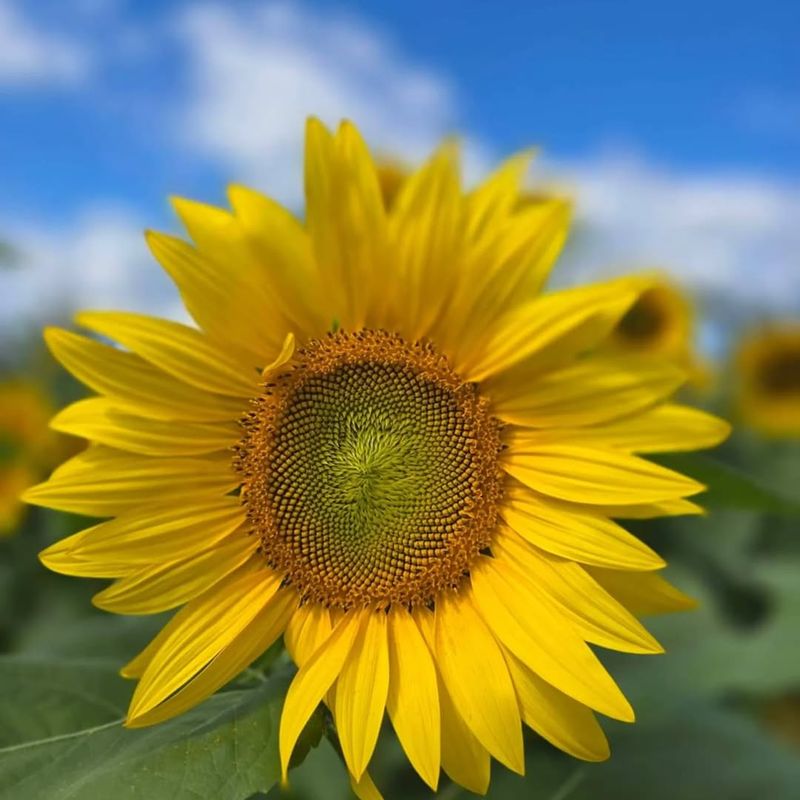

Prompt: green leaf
[
  {"left": 0, "top": 656, "right": 293, "bottom": 800},
  {"left": 653, "top": 453, "right": 800, "bottom": 516}
]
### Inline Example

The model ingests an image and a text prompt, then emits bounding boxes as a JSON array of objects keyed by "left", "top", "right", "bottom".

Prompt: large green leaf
[
  {"left": 0, "top": 656, "right": 292, "bottom": 800},
  {"left": 653, "top": 453, "right": 800, "bottom": 515}
]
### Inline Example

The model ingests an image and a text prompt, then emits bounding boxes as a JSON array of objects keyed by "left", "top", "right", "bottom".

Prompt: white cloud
[
  {"left": 547, "top": 152, "right": 800, "bottom": 318},
  {"left": 173, "top": 1, "right": 488, "bottom": 204},
  {"left": 0, "top": 207, "right": 183, "bottom": 335},
  {"left": 0, "top": 0, "right": 91, "bottom": 86}
]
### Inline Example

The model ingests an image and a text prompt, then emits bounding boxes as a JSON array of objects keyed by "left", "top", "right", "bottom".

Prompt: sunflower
[
  {"left": 735, "top": 324, "right": 800, "bottom": 437},
  {"left": 605, "top": 277, "right": 715, "bottom": 383},
  {"left": 25, "top": 119, "right": 730, "bottom": 797},
  {"left": 0, "top": 381, "right": 60, "bottom": 535}
]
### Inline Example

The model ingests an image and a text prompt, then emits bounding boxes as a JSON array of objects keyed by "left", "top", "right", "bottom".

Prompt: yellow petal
[
  {"left": 591, "top": 497, "right": 705, "bottom": 519},
  {"left": 23, "top": 447, "right": 238, "bottom": 516},
  {"left": 92, "top": 533, "right": 257, "bottom": 614},
  {"left": 587, "top": 567, "right": 697, "bottom": 615},
  {"left": 463, "top": 277, "right": 643, "bottom": 382},
  {"left": 169, "top": 198, "right": 296, "bottom": 355},
  {"left": 335, "top": 610, "right": 390, "bottom": 780},
  {"left": 492, "top": 357, "right": 686, "bottom": 428},
  {"left": 304, "top": 119, "right": 388, "bottom": 330},
  {"left": 279, "top": 610, "right": 361, "bottom": 780},
  {"left": 349, "top": 771, "right": 385, "bottom": 800},
  {"left": 386, "top": 608, "right": 440, "bottom": 790},
  {"left": 284, "top": 604, "right": 333, "bottom": 667},
  {"left": 128, "top": 565, "right": 280, "bottom": 719},
  {"left": 443, "top": 199, "right": 570, "bottom": 363},
  {"left": 548, "top": 404, "right": 732, "bottom": 453},
  {"left": 503, "top": 647, "right": 610, "bottom": 762},
  {"left": 44, "top": 327, "right": 244, "bottom": 422},
  {"left": 145, "top": 230, "right": 279, "bottom": 365},
  {"left": 76, "top": 312, "right": 259, "bottom": 398},
  {"left": 388, "top": 141, "right": 465, "bottom": 341},
  {"left": 464, "top": 151, "right": 534, "bottom": 239},
  {"left": 39, "top": 525, "right": 130, "bottom": 578},
  {"left": 51, "top": 397, "right": 240, "bottom": 456},
  {"left": 127, "top": 587, "right": 296, "bottom": 727},
  {"left": 434, "top": 591, "right": 524, "bottom": 773},
  {"left": 503, "top": 443, "right": 704, "bottom": 505},
  {"left": 494, "top": 530, "right": 663, "bottom": 654},
  {"left": 415, "top": 607, "right": 491, "bottom": 795},
  {"left": 57, "top": 496, "right": 244, "bottom": 566},
  {"left": 470, "top": 557, "right": 634, "bottom": 722},
  {"left": 227, "top": 185, "right": 329, "bottom": 338},
  {"left": 500, "top": 485, "right": 664, "bottom": 571}
]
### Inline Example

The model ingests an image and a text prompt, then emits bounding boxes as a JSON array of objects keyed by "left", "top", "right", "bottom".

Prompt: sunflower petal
[
  {"left": 23, "top": 447, "right": 238, "bottom": 516},
  {"left": 128, "top": 565, "right": 280, "bottom": 719},
  {"left": 387, "top": 608, "right": 440, "bottom": 790},
  {"left": 503, "top": 647, "right": 610, "bottom": 762},
  {"left": 51, "top": 397, "right": 240, "bottom": 456},
  {"left": 463, "top": 278, "right": 644, "bottom": 382},
  {"left": 39, "top": 526, "right": 130, "bottom": 578},
  {"left": 92, "top": 533, "right": 257, "bottom": 614},
  {"left": 76, "top": 311, "right": 259, "bottom": 397},
  {"left": 57, "top": 497, "right": 244, "bottom": 567},
  {"left": 227, "top": 184, "right": 329, "bottom": 338},
  {"left": 416, "top": 608, "right": 491, "bottom": 794},
  {"left": 587, "top": 567, "right": 697, "bottom": 615},
  {"left": 548, "top": 404, "right": 732, "bottom": 453},
  {"left": 493, "top": 357, "right": 686, "bottom": 428},
  {"left": 279, "top": 611, "right": 362, "bottom": 780},
  {"left": 169, "top": 197, "right": 294, "bottom": 354},
  {"left": 464, "top": 151, "right": 534, "bottom": 238},
  {"left": 434, "top": 591, "right": 524, "bottom": 773},
  {"left": 349, "top": 771, "right": 385, "bottom": 800},
  {"left": 389, "top": 141, "right": 464, "bottom": 340},
  {"left": 145, "top": 230, "right": 277, "bottom": 364},
  {"left": 503, "top": 443, "right": 704, "bottom": 505},
  {"left": 284, "top": 604, "right": 333, "bottom": 667},
  {"left": 494, "top": 530, "right": 663, "bottom": 654},
  {"left": 44, "top": 327, "right": 244, "bottom": 422},
  {"left": 335, "top": 610, "right": 390, "bottom": 780},
  {"left": 500, "top": 485, "right": 664, "bottom": 570},
  {"left": 471, "top": 557, "right": 634, "bottom": 722},
  {"left": 127, "top": 587, "right": 296, "bottom": 727}
]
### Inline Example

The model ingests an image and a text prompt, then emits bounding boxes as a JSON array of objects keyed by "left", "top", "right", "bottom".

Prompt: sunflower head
[
  {"left": 25, "top": 118, "right": 730, "bottom": 797},
  {"left": 736, "top": 324, "right": 800, "bottom": 437},
  {"left": 610, "top": 279, "right": 692, "bottom": 356}
]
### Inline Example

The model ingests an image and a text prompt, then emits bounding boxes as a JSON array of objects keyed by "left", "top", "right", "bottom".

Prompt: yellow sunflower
[
  {"left": 735, "top": 324, "right": 800, "bottom": 437},
  {"left": 0, "top": 381, "right": 60, "bottom": 535},
  {"left": 25, "top": 119, "right": 730, "bottom": 797},
  {"left": 605, "top": 277, "right": 713, "bottom": 385}
]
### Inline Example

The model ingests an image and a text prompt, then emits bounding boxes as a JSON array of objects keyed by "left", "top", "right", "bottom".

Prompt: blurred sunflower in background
[
  {"left": 24, "top": 119, "right": 730, "bottom": 797},
  {"left": 606, "top": 278, "right": 710, "bottom": 388},
  {"left": 0, "top": 381, "right": 61, "bottom": 535},
  {"left": 734, "top": 324, "right": 800, "bottom": 438}
]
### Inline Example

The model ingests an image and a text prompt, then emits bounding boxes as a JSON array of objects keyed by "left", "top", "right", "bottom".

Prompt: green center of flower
[{"left": 236, "top": 330, "right": 503, "bottom": 608}]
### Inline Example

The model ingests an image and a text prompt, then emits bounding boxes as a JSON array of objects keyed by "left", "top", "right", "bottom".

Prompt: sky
[{"left": 1, "top": 0, "right": 798, "bottom": 345}]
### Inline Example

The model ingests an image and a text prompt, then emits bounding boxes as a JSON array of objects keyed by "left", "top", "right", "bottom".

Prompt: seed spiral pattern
[{"left": 235, "top": 330, "right": 503, "bottom": 608}]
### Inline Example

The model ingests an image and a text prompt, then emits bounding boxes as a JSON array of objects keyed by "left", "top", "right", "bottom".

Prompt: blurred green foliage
[{"left": 0, "top": 358, "right": 798, "bottom": 799}]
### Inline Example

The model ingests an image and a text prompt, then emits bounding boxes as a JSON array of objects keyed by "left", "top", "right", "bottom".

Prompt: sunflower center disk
[
  {"left": 236, "top": 330, "right": 503, "bottom": 609},
  {"left": 758, "top": 350, "right": 800, "bottom": 395}
]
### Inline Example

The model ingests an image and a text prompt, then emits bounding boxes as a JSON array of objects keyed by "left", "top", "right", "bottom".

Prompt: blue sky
[
  {"left": 1, "top": 0, "right": 798, "bottom": 331},
  {"left": 2, "top": 0, "right": 797, "bottom": 218}
]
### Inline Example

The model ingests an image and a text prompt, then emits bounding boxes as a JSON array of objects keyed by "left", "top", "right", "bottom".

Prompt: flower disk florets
[{"left": 235, "top": 329, "right": 504, "bottom": 609}]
